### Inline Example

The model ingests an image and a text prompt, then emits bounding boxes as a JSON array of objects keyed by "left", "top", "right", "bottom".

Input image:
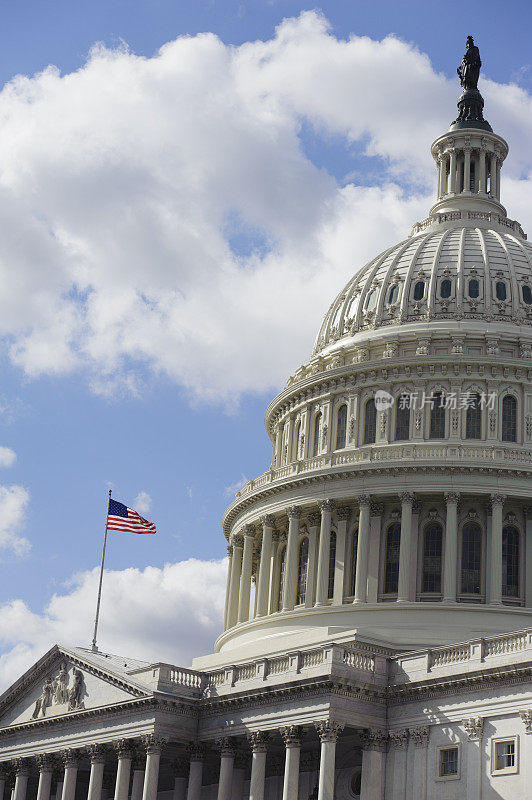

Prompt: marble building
[{"left": 1, "top": 38, "right": 532, "bottom": 800}]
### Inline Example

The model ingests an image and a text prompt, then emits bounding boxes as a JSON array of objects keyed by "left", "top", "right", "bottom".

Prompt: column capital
[
  {"left": 34, "top": 755, "right": 54, "bottom": 772},
  {"left": 315, "top": 721, "right": 344, "bottom": 743},
  {"left": 86, "top": 744, "right": 107, "bottom": 764},
  {"left": 243, "top": 524, "right": 256, "bottom": 538},
  {"left": 336, "top": 506, "right": 351, "bottom": 521},
  {"left": 307, "top": 512, "right": 321, "bottom": 527},
  {"left": 387, "top": 730, "right": 409, "bottom": 750},
  {"left": 13, "top": 759, "right": 31, "bottom": 777},
  {"left": 355, "top": 494, "right": 371, "bottom": 508},
  {"left": 113, "top": 740, "right": 134, "bottom": 760},
  {"left": 409, "top": 726, "right": 429, "bottom": 749},
  {"left": 232, "top": 534, "right": 244, "bottom": 548},
  {"left": 287, "top": 506, "right": 302, "bottom": 520},
  {"left": 444, "top": 492, "right": 460, "bottom": 505},
  {"left": 260, "top": 515, "right": 276, "bottom": 528},
  {"left": 399, "top": 492, "right": 415, "bottom": 505},
  {"left": 170, "top": 758, "right": 189, "bottom": 779},
  {"left": 226, "top": 544, "right": 233, "bottom": 557},
  {"left": 360, "top": 728, "right": 386, "bottom": 752},
  {"left": 141, "top": 735, "right": 167, "bottom": 755},
  {"left": 462, "top": 717, "right": 484, "bottom": 741},
  {"left": 520, "top": 710, "right": 532, "bottom": 732},
  {"left": 215, "top": 737, "right": 235, "bottom": 757},
  {"left": 318, "top": 499, "right": 335, "bottom": 513},
  {"left": 370, "top": 502, "right": 384, "bottom": 517},
  {"left": 490, "top": 493, "right": 507, "bottom": 508},
  {"left": 60, "top": 750, "right": 80, "bottom": 769},
  {"left": 280, "top": 726, "right": 302, "bottom": 747},
  {"left": 247, "top": 731, "right": 270, "bottom": 753},
  {"left": 186, "top": 743, "right": 206, "bottom": 763}
]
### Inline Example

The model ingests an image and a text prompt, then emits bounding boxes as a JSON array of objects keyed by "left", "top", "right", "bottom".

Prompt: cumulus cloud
[
  {"left": 0, "top": 447, "right": 16, "bottom": 468},
  {"left": 0, "top": 558, "right": 227, "bottom": 690},
  {"left": 0, "top": 13, "right": 529, "bottom": 404},
  {"left": 0, "top": 485, "right": 30, "bottom": 557},
  {"left": 133, "top": 491, "right": 151, "bottom": 514}
]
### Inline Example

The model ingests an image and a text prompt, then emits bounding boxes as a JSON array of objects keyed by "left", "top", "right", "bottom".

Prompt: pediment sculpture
[{"left": 32, "top": 663, "right": 85, "bottom": 719}]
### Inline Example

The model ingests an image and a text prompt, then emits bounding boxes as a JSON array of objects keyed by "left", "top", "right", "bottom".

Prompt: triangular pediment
[{"left": 0, "top": 645, "right": 152, "bottom": 729}]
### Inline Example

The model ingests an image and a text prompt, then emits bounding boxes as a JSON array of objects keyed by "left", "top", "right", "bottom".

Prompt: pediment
[{"left": 0, "top": 646, "right": 151, "bottom": 729}]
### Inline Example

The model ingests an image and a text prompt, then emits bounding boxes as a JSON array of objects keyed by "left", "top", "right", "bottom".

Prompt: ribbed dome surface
[{"left": 314, "top": 223, "right": 532, "bottom": 356}]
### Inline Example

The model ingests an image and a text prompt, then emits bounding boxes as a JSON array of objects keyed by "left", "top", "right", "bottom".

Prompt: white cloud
[
  {"left": 133, "top": 491, "right": 151, "bottom": 514},
  {"left": 0, "top": 485, "right": 30, "bottom": 557},
  {"left": 224, "top": 474, "right": 248, "bottom": 497},
  {"left": 0, "top": 557, "right": 227, "bottom": 691},
  {"left": 0, "top": 14, "right": 529, "bottom": 403},
  {"left": 0, "top": 447, "right": 16, "bottom": 468}
]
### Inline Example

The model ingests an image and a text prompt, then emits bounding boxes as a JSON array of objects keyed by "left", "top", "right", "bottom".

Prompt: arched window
[
  {"left": 384, "top": 523, "right": 401, "bottom": 594},
  {"left": 313, "top": 412, "right": 322, "bottom": 456},
  {"left": 413, "top": 281, "right": 425, "bottom": 301},
  {"left": 336, "top": 404, "right": 347, "bottom": 449},
  {"left": 365, "top": 289, "right": 377, "bottom": 311},
  {"left": 293, "top": 420, "right": 301, "bottom": 460},
  {"left": 461, "top": 522, "right": 482, "bottom": 595},
  {"left": 502, "top": 525, "right": 520, "bottom": 598},
  {"left": 496, "top": 281, "right": 507, "bottom": 301},
  {"left": 523, "top": 285, "right": 532, "bottom": 305},
  {"left": 502, "top": 395, "right": 517, "bottom": 442},
  {"left": 422, "top": 523, "right": 443, "bottom": 594},
  {"left": 441, "top": 279, "right": 452, "bottom": 299},
  {"left": 465, "top": 393, "right": 482, "bottom": 440},
  {"left": 468, "top": 278, "right": 479, "bottom": 298},
  {"left": 350, "top": 528, "right": 359, "bottom": 595},
  {"left": 387, "top": 284, "right": 399, "bottom": 305},
  {"left": 395, "top": 396, "right": 410, "bottom": 441},
  {"left": 278, "top": 546, "right": 286, "bottom": 611},
  {"left": 328, "top": 531, "right": 337, "bottom": 599},
  {"left": 296, "top": 538, "right": 309, "bottom": 605},
  {"left": 364, "top": 399, "right": 377, "bottom": 444},
  {"left": 429, "top": 392, "right": 446, "bottom": 439}
]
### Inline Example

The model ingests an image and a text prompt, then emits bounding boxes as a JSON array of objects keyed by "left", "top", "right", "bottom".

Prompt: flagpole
[{"left": 91, "top": 489, "right": 112, "bottom": 653}]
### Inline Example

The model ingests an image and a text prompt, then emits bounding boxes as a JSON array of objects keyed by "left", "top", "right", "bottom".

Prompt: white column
[
  {"left": 282, "top": 507, "right": 301, "bottom": 612},
  {"left": 316, "top": 722, "right": 344, "bottom": 800},
  {"left": 449, "top": 149, "right": 457, "bottom": 193},
  {"left": 186, "top": 746, "right": 205, "bottom": 800},
  {"left": 333, "top": 508, "right": 350, "bottom": 605},
  {"left": 353, "top": 495, "right": 371, "bottom": 604},
  {"left": 409, "top": 728, "right": 429, "bottom": 800},
  {"left": 268, "top": 532, "right": 280, "bottom": 614},
  {"left": 256, "top": 516, "right": 274, "bottom": 617},
  {"left": 223, "top": 545, "right": 233, "bottom": 630},
  {"left": 367, "top": 502, "right": 383, "bottom": 603},
  {"left": 114, "top": 741, "right": 133, "bottom": 800},
  {"left": 462, "top": 718, "right": 483, "bottom": 800},
  {"left": 217, "top": 740, "right": 235, "bottom": 800},
  {"left": 438, "top": 155, "right": 446, "bottom": 197},
  {"left": 385, "top": 731, "right": 408, "bottom": 800},
  {"left": 141, "top": 736, "right": 165, "bottom": 800},
  {"left": 463, "top": 148, "right": 471, "bottom": 192},
  {"left": 86, "top": 746, "right": 106, "bottom": 800},
  {"left": 443, "top": 492, "right": 460, "bottom": 603},
  {"left": 478, "top": 149, "right": 486, "bottom": 193},
  {"left": 489, "top": 494, "right": 506, "bottom": 605},
  {"left": 248, "top": 732, "right": 269, "bottom": 800},
  {"left": 397, "top": 493, "right": 414, "bottom": 603},
  {"left": 35, "top": 757, "right": 54, "bottom": 800},
  {"left": 13, "top": 761, "right": 30, "bottom": 800},
  {"left": 489, "top": 152, "right": 497, "bottom": 196},
  {"left": 496, "top": 158, "right": 502, "bottom": 200},
  {"left": 315, "top": 500, "right": 334, "bottom": 606},
  {"left": 280, "top": 727, "right": 301, "bottom": 800},
  {"left": 130, "top": 757, "right": 145, "bottom": 800},
  {"left": 526, "top": 508, "right": 532, "bottom": 608},
  {"left": 227, "top": 535, "right": 244, "bottom": 628},
  {"left": 520, "top": 712, "right": 532, "bottom": 799},
  {"left": 305, "top": 512, "right": 320, "bottom": 608},
  {"left": 171, "top": 761, "right": 188, "bottom": 800},
  {"left": 60, "top": 752, "right": 79, "bottom": 800},
  {"left": 230, "top": 757, "right": 245, "bottom": 800},
  {"left": 238, "top": 525, "right": 255, "bottom": 622},
  {"left": 360, "top": 729, "right": 386, "bottom": 800}
]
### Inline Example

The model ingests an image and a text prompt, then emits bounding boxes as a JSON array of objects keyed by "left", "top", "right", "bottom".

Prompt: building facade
[{"left": 1, "top": 41, "right": 532, "bottom": 800}]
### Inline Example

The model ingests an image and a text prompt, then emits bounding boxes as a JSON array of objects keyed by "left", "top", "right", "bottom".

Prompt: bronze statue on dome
[{"left": 457, "top": 36, "right": 481, "bottom": 91}]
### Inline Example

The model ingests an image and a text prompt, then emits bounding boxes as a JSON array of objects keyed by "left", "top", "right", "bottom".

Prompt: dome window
[
  {"left": 312, "top": 412, "right": 322, "bottom": 457},
  {"left": 363, "top": 398, "right": 377, "bottom": 444},
  {"left": 502, "top": 395, "right": 517, "bottom": 442},
  {"left": 440, "top": 279, "right": 452, "bottom": 299},
  {"left": 395, "top": 396, "right": 410, "bottom": 441},
  {"left": 523, "top": 285, "right": 532, "bottom": 305},
  {"left": 465, "top": 393, "right": 482, "bottom": 440},
  {"left": 468, "top": 278, "right": 480, "bottom": 298},
  {"left": 495, "top": 281, "right": 507, "bottom": 301},
  {"left": 413, "top": 281, "right": 425, "bottom": 301},
  {"left": 384, "top": 523, "right": 401, "bottom": 594},
  {"left": 502, "top": 526, "right": 520, "bottom": 598},
  {"left": 387, "top": 284, "right": 399, "bottom": 305},
  {"left": 336, "top": 404, "right": 347, "bottom": 449},
  {"left": 365, "top": 288, "right": 377, "bottom": 311},
  {"left": 296, "top": 538, "right": 309, "bottom": 605},
  {"left": 429, "top": 392, "right": 445, "bottom": 439},
  {"left": 327, "top": 531, "right": 337, "bottom": 599},
  {"left": 422, "top": 523, "right": 443, "bottom": 593},
  {"left": 461, "top": 522, "right": 482, "bottom": 595}
]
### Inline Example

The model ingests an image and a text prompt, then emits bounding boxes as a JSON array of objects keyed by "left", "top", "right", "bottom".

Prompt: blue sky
[{"left": 1, "top": 0, "right": 532, "bottom": 681}]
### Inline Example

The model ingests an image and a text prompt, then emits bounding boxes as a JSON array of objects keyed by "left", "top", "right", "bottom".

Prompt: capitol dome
[{"left": 195, "top": 48, "right": 532, "bottom": 668}]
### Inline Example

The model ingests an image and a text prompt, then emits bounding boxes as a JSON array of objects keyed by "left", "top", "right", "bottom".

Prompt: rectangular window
[
  {"left": 440, "top": 747, "right": 458, "bottom": 777},
  {"left": 492, "top": 737, "right": 518, "bottom": 775}
]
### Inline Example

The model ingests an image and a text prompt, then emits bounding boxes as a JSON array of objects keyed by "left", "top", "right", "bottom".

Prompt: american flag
[{"left": 107, "top": 499, "right": 156, "bottom": 534}]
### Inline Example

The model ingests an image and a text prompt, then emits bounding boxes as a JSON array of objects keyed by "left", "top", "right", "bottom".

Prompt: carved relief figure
[
  {"left": 68, "top": 668, "right": 85, "bottom": 711},
  {"left": 53, "top": 662, "right": 69, "bottom": 704},
  {"left": 32, "top": 677, "right": 54, "bottom": 719}
]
